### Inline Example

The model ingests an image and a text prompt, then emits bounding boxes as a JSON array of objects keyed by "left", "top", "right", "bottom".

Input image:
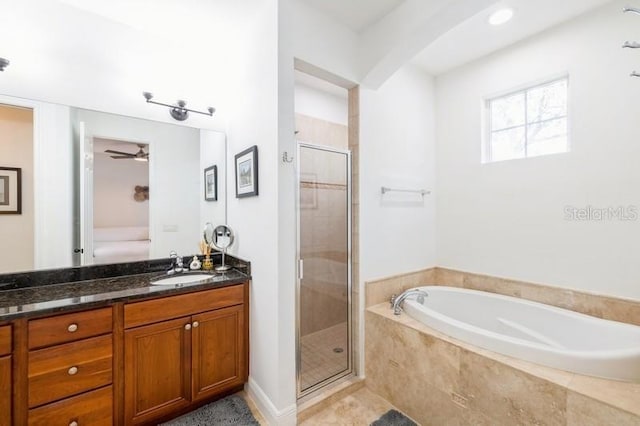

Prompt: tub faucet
[{"left": 390, "top": 289, "right": 428, "bottom": 315}]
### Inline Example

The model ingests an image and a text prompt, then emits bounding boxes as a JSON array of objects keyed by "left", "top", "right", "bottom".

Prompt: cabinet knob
[
  {"left": 192, "top": 321, "right": 199, "bottom": 328},
  {"left": 184, "top": 324, "right": 191, "bottom": 330},
  {"left": 68, "top": 366, "right": 79, "bottom": 376},
  {"left": 69, "top": 421, "right": 78, "bottom": 426},
  {"left": 67, "top": 323, "right": 78, "bottom": 333}
]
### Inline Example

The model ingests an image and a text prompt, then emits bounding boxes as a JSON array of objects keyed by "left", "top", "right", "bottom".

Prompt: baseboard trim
[{"left": 246, "top": 377, "right": 297, "bottom": 425}]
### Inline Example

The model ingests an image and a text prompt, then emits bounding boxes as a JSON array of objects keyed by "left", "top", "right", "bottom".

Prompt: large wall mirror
[
  {"left": 0, "top": 1, "right": 233, "bottom": 275},
  {"left": 0, "top": 97, "right": 227, "bottom": 274}
]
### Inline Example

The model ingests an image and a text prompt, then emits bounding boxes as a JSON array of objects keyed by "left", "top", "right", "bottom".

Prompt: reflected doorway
[
  {"left": 82, "top": 136, "right": 151, "bottom": 265},
  {"left": 0, "top": 103, "right": 34, "bottom": 273}
]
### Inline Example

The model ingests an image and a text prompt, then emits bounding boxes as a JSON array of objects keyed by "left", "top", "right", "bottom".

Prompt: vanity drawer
[
  {"left": 124, "top": 284, "right": 245, "bottom": 328},
  {"left": 28, "top": 307, "right": 113, "bottom": 350},
  {"left": 0, "top": 325, "right": 11, "bottom": 355},
  {"left": 28, "top": 385, "right": 113, "bottom": 426},
  {"left": 28, "top": 334, "right": 112, "bottom": 408}
]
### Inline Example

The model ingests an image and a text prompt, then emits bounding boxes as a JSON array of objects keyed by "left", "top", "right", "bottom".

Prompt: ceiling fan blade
[
  {"left": 110, "top": 156, "right": 134, "bottom": 159},
  {"left": 105, "top": 149, "right": 134, "bottom": 156}
]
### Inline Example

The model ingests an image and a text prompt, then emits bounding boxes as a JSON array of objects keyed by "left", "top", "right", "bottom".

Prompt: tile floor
[
  {"left": 300, "top": 387, "right": 397, "bottom": 425},
  {"left": 238, "top": 391, "right": 268, "bottom": 425},
  {"left": 300, "top": 322, "right": 349, "bottom": 391}
]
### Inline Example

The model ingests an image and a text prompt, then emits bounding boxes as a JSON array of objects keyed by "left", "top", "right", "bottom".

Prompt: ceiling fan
[{"left": 105, "top": 144, "right": 149, "bottom": 162}]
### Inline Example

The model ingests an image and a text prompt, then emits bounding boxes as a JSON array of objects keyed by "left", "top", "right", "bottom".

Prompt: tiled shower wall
[
  {"left": 348, "top": 87, "right": 360, "bottom": 377},
  {"left": 297, "top": 113, "right": 349, "bottom": 336}
]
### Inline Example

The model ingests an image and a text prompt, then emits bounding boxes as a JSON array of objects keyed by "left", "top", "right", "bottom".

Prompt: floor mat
[
  {"left": 370, "top": 409, "right": 418, "bottom": 426},
  {"left": 159, "top": 394, "right": 260, "bottom": 426}
]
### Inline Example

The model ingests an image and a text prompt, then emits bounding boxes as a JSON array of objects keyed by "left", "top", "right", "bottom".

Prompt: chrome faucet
[
  {"left": 167, "top": 251, "right": 184, "bottom": 275},
  {"left": 390, "top": 289, "right": 428, "bottom": 315}
]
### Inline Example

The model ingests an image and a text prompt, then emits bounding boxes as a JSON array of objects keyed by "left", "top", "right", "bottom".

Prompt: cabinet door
[
  {"left": 124, "top": 317, "right": 191, "bottom": 425},
  {"left": 0, "top": 356, "right": 10, "bottom": 426},
  {"left": 192, "top": 304, "right": 245, "bottom": 401}
]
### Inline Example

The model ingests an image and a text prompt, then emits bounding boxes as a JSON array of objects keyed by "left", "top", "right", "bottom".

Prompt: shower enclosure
[{"left": 296, "top": 142, "right": 352, "bottom": 398}]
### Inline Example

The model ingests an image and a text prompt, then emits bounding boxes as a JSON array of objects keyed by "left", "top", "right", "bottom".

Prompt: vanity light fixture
[
  {"left": 0, "top": 57, "right": 9, "bottom": 72},
  {"left": 624, "top": 6, "right": 640, "bottom": 15},
  {"left": 142, "top": 92, "right": 215, "bottom": 122},
  {"left": 488, "top": 8, "right": 514, "bottom": 26}
]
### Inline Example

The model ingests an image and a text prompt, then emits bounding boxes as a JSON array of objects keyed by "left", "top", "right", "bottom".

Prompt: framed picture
[
  {"left": 235, "top": 145, "right": 259, "bottom": 198},
  {"left": 0, "top": 167, "right": 22, "bottom": 215},
  {"left": 204, "top": 165, "right": 218, "bottom": 201}
]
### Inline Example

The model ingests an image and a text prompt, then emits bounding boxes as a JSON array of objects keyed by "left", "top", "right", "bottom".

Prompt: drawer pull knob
[
  {"left": 184, "top": 324, "right": 191, "bottom": 330},
  {"left": 67, "top": 323, "right": 78, "bottom": 332},
  {"left": 69, "top": 421, "right": 78, "bottom": 426},
  {"left": 192, "top": 321, "right": 199, "bottom": 328},
  {"left": 68, "top": 366, "right": 79, "bottom": 375}
]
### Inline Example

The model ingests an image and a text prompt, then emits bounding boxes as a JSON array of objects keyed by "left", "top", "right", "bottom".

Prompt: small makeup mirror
[
  {"left": 203, "top": 222, "right": 215, "bottom": 246},
  {"left": 204, "top": 224, "right": 234, "bottom": 272}
]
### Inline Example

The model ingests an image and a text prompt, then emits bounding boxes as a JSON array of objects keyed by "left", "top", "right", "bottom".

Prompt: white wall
[
  {"left": 93, "top": 153, "right": 149, "bottom": 228},
  {"left": 291, "top": 1, "right": 360, "bottom": 84},
  {"left": 0, "top": 0, "right": 245, "bottom": 132},
  {"left": 200, "top": 130, "right": 227, "bottom": 228},
  {"left": 0, "top": 95, "right": 73, "bottom": 273},
  {"left": 73, "top": 109, "right": 203, "bottom": 260},
  {"left": 294, "top": 78, "right": 348, "bottom": 126},
  {"left": 435, "top": 1, "right": 640, "bottom": 299},
  {"left": 360, "top": 65, "right": 437, "bottom": 282},
  {"left": 0, "top": 105, "right": 34, "bottom": 273},
  {"left": 226, "top": 0, "right": 296, "bottom": 423}
]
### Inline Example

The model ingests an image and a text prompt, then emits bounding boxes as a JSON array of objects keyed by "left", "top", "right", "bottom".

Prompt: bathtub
[{"left": 402, "top": 286, "right": 640, "bottom": 382}]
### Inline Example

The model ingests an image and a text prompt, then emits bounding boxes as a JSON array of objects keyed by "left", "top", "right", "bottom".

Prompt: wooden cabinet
[
  {"left": 124, "top": 317, "right": 192, "bottom": 424},
  {"left": 0, "top": 355, "right": 11, "bottom": 426},
  {"left": 4, "top": 281, "right": 248, "bottom": 426},
  {"left": 0, "top": 325, "right": 10, "bottom": 355},
  {"left": 28, "top": 334, "right": 112, "bottom": 408},
  {"left": 28, "top": 307, "right": 112, "bottom": 350},
  {"left": 28, "top": 385, "right": 113, "bottom": 426},
  {"left": 192, "top": 305, "right": 245, "bottom": 401},
  {"left": 24, "top": 308, "right": 114, "bottom": 426},
  {"left": 124, "top": 284, "right": 248, "bottom": 425},
  {"left": 0, "top": 324, "right": 11, "bottom": 426}
]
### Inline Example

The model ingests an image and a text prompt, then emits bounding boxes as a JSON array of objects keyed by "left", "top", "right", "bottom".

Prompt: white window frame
[{"left": 483, "top": 75, "right": 570, "bottom": 163}]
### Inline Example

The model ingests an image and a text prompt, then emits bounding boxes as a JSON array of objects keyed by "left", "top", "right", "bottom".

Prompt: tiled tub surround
[
  {"left": 364, "top": 268, "right": 640, "bottom": 425},
  {"left": 366, "top": 267, "right": 640, "bottom": 326},
  {"left": 403, "top": 286, "right": 640, "bottom": 382},
  {"left": 0, "top": 254, "right": 250, "bottom": 320},
  {"left": 366, "top": 305, "right": 640, "bottom": 425}
]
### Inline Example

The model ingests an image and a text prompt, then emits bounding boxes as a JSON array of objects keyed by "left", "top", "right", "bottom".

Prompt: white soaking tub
[{"left": 402, "top": 286, "right": 640, "bottom": 382}]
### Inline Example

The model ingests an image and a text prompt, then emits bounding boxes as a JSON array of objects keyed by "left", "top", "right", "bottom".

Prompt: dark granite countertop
[{"left": 0, "top": 269, "right": 250, "bottom": 321}]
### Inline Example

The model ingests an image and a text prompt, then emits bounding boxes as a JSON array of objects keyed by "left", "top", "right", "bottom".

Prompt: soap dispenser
[{"left": 189, "top": 256, "right": 202, "bottom": 270}]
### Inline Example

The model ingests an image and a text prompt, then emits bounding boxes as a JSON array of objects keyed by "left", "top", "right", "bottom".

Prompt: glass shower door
[{"left": 297, "top": 142, "right": 351, "bottom": 397}]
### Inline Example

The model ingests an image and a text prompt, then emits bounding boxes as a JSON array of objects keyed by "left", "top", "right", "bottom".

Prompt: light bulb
[{"left": 489, "top": 8, "right": 514, "bottom": 26}]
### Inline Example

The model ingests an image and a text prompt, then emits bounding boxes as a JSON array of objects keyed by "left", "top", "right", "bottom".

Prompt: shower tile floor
[{"left": 300, "top": 322, "right": 349, "bottom": 391}]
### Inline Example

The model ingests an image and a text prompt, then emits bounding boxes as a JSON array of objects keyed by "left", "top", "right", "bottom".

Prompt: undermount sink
[{"left": 151, "top": 274, "right": 214, "bottom": 286}]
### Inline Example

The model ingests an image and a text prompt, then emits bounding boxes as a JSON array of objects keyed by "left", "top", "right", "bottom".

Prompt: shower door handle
[{"left": 299, "top": 259, "right": 304, "bottom": 280}]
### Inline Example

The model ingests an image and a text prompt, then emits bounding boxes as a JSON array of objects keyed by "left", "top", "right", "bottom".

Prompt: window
[{"left": 485, "top": 77, "right": 569, "bottom": 163}]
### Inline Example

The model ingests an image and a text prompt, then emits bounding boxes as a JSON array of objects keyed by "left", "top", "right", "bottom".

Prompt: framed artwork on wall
[
  {"left": 0, "top": 167, "right": 22, "bottom": 215},
  {"left": 235, "top": 145, "right": 259, "bottom": 198},
  {"left": 204, "top": 165, "right": 218, "bottom": 201}
]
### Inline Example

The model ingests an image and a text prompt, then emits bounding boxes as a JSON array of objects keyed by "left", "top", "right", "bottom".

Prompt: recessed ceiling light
[{"left": 488, "top": 8, "right": 514, "bottom": 26}]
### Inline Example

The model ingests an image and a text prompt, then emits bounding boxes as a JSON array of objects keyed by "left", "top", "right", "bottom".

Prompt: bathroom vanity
[{"left": 0, "top": 257, "right": 250, "bottom": 426}]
